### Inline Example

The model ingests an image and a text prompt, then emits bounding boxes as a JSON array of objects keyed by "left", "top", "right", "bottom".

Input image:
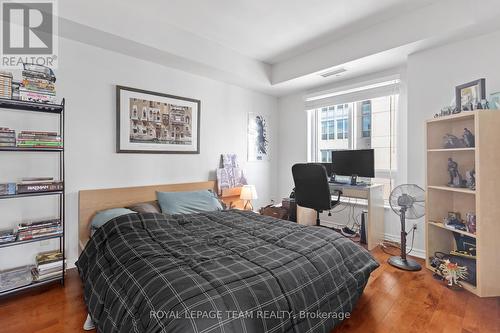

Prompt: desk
[{"left": 296, "top": 183, "right": 384, "bottom": 251}]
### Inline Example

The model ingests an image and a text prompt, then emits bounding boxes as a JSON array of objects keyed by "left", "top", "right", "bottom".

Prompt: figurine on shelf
[
  {"left": 443, "top": 134, "right": 463, "bottom": 149},
  {"left": 447, "top": 158, "right": 465, "bottom": 187},
  {"left": 435, "top": 106, "right": 457, "bottom": 118},
  {"left": 443, "top": 212, "right": 467, "bottom": 231},
  {"left": 466, "top": 169, "right": 476, "bottom": 190},
  {"left": 481, "top": 99, "right": 490, "bottom": 109},
  {"left": 462, "top": 128, "right": 475, "bottom": 147},
  {"left": 465, "top": 212, "right": 476, "bottom": 234},
  {"left": 463, "top": 99, "right": 475, "bottom": 112},
  {"left": 439, "top": 260, "right": 468, "bottom": 290}
]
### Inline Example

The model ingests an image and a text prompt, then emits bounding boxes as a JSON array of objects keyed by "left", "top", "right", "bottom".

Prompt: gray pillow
[
  {"left": 91, "top": 208, "right": 136, "bottom": 231},
  {"left": 157, "top": 190, "right": 222, "bottom": 215},
  {"left": 126, "top": 201, "right": 161, "bottom": 214}
]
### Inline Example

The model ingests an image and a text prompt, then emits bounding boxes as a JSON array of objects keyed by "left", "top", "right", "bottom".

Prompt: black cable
[
  {"left": 330, "top": 196, "right": 351, "bottom": 213},
  {"left": 406, "top": 226, "right": 416, "bottom": 255}
]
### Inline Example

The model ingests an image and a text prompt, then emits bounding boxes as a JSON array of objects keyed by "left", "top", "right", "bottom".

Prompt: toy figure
[
  {"left": 481, "top": 99, "right": 489, "bottom": 109},
  {"left": 465, "top": 212, "right": 476, "bottom": 234},
  {"left": 443, "top": 212, "right": 466, "bottom": 231},
  {"left": 447, "top": 158, "right": 463, "bottom": 187},
  {"left": 439, "top": 260, "right": 468, "bottom": 289},
  {"left": 466, "top": 169, "right": 476, "bottom": 190},
  {"left": 463, "top": 128, "right": 475, "bottom": 147},
  {"left": 443, "top": 134, "right": 462, "bottom": 149}
]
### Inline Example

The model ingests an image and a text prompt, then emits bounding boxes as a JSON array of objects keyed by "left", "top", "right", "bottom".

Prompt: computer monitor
[{"left": 331, "top": 149, "right": 375, "bottom": 184}]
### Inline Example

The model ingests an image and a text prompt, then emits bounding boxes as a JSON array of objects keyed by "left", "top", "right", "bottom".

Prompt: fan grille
[{"left": 389, "top": 184, "right": 425, "bottom": 219}]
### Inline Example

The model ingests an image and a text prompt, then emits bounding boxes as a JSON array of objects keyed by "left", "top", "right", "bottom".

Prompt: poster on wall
[
  {"left": 116, "top": 85, "right": 200, "bottom": 154},
  {"left": 247, "top": 113, "right": 269, "bottom": 161}
]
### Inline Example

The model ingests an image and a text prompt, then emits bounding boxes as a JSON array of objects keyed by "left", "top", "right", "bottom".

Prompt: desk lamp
[{"left": 240, "top": 185, "right": 258, "bottom": 211}]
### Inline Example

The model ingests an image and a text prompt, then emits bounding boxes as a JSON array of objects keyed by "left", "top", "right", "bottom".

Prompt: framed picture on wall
[
  {"left": 116, "top": 86, "right": 200, "bottom": 154},
  {"left": 247, "top": 112, "right": 269, "bottom": 161}
]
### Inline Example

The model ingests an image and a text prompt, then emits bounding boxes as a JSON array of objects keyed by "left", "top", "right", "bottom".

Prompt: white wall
[
  {"left": 407, "top": 29, "right": 500, "bottom": 186},
  {"left": 277, "top": 93, "right": 307, "bottom": 197},
  {"left": 0, "top": 38, "right": 278, "bottom": 270},
  {"left": 405, "top": 28, "right": 500, "bottom": 257}
]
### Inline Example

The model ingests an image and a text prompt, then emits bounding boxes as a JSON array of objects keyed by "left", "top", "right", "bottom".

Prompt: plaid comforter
[{"left": 77, "top": 210, "right": 378, "bottom": 333}]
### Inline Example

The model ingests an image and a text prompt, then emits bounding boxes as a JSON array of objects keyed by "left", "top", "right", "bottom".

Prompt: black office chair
[{"left": 292, "top": 163, "right": 342, "bottom": 227}]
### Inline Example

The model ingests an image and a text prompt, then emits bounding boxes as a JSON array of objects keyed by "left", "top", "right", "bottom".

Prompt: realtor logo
[{"left": 1, "top": 0, "right": 58, "bottom": 68}]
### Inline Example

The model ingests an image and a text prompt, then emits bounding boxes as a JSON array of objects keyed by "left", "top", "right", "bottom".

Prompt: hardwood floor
[
  {"left": 0, "top": 248, "right": 498, "bottom": 333},
  {"left": 332, "top": 249, "right": 500, "bottom": 333}
]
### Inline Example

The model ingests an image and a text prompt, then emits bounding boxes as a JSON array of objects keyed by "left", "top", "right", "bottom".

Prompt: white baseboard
[
  {"left": 382, "top": 233, "right": 426, "bottom": 259},
  {"left": 317, "top": 219, "right": 426, "bottom": 259}
]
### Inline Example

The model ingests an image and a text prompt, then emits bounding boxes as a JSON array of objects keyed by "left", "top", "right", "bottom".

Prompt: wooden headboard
[{"left": 78, "top": 181, "right": 242, "bottom": 251}]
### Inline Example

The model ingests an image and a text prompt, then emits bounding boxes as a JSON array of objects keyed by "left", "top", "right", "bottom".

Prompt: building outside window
[
  {"left": 320, "top": 149, "right": 333, "bottom": 162},
  {"left": 320, "top": 107, "right": 335, "bottom": 140}
]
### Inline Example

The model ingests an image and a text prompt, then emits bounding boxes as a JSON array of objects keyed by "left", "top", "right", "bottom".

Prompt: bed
[{"left": 77, "top": 181, "right": 379, "bottom": 333}]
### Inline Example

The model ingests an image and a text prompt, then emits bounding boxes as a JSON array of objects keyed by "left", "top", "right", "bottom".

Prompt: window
[
  {"left": 307, "top": 83, "right": 399, "bottom": 200},
  {"left": 337, "top": 118, "right": 348, "bottom": 139},
  {"left": 320, "top": 107, "right": 335, "bottom": 140},
  {"left": 320, "top": 149, "right": 333, "bottom": 162},
  {"left": 361, "top": 101, "right": 371, "bottom": 138}
]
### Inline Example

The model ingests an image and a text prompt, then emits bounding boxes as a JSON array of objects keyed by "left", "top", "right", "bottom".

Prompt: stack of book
[
  {"left": 0, "top": 127, "right": 16, "bottom": 147},
  {"left": 16, "top": 131, "right": 62, "bottom": 149},
  {"left": 17, "top": 218, "right": 62, "bottom": 241},
  {"left": 0, "top": 228, "right": 16, "bottom": 244},
  {"left": 32, "top": 251, "right": 63, "bottom": 282},
  {"left": 0, "top": 182, "right": 16, "bottom": 196},
  {"left": 16, "top": 177, "right": 63, "bottom": 194},
  {"left": 20, "top": 64, "right": 56, "bottom": 104},
  {"left": 0, "top": 71, "right": 13, "bottom": 99}
]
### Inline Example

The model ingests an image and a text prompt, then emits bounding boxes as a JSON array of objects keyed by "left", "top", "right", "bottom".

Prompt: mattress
[{"left": 76, "top": 210, "right": 378, "bottom": 333}]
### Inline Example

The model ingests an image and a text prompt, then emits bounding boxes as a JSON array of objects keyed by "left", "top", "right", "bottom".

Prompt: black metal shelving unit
[{"left": 0, "top": 98, "right": 65, "bottom": 297}]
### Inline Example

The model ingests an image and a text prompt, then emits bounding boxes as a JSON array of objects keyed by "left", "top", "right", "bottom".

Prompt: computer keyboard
[{"left": 329, "top": 181, "right": 368, "bottom": 187}]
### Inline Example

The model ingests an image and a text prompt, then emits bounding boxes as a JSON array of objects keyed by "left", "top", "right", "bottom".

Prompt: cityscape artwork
[{"left": 116, "top": 86, "right": 200, "bottom": 154}]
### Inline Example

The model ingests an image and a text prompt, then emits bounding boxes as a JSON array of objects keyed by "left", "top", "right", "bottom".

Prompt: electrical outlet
[{"left": 413, "top": 223, "right": 418, "bottom": 230}]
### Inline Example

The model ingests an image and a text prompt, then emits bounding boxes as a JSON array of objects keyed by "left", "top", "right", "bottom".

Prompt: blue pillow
[
  {"left": 157, "top": 190, "right": 223, "bottom": 215},
  {"left": 91, "top": 208, "right": 136, "bottom": 230}
]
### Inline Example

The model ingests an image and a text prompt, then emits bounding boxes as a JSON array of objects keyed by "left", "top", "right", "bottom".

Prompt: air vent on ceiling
[{"left": 319, "top": 68, "right": 347, "bottom": 78}]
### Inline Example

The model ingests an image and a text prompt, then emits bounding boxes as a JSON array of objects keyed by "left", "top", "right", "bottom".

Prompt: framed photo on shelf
[
  {"left": 116, "top": 85, "right": 200, "bottom": 154},
  {"left": 455, "top": 78, "right": 485, "bottom": 112}
]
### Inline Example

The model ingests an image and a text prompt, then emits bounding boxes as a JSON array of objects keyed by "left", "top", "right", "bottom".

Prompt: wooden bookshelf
[{"left": 425, "top": 110, "right": 500, "bottom": 297}]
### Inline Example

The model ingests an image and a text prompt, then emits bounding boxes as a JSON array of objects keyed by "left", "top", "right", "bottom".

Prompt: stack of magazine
[
  {"left": 0, "top": 71, "right": 13, "bottom": 99},
  {"left": 0, "top": 266, "right": 33, "bottom": 292},
  {"left": 0, "top": 228, "right": 16, "bottom": 244},
  {"left": 17, "top": 177, "right": 63, "bottom": 194},
  {"left": 17, "top": 218, "right": 62, "bottom": 241},
  {"left": 0, "top": 127, "right": 15, "bottom": 147},
  {"left": 0, "top": 182, "right": 16, "bottom": 196},
  {"left": 32, "top": 251, "right": 63, "bottom": 282},
  {"left": 16, "top": 131, "right": 62, "bottom": 149},
  {"left": 20, "top": 64, "right": 56, "bottom": 104}
]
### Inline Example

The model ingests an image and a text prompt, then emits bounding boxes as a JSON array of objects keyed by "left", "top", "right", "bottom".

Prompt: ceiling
[
  {"left": 59, "top": 0, "right": 500, "bottom": 96},
  {"left": 120, "top": 0, "right": 438, "bottom": 64}
]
